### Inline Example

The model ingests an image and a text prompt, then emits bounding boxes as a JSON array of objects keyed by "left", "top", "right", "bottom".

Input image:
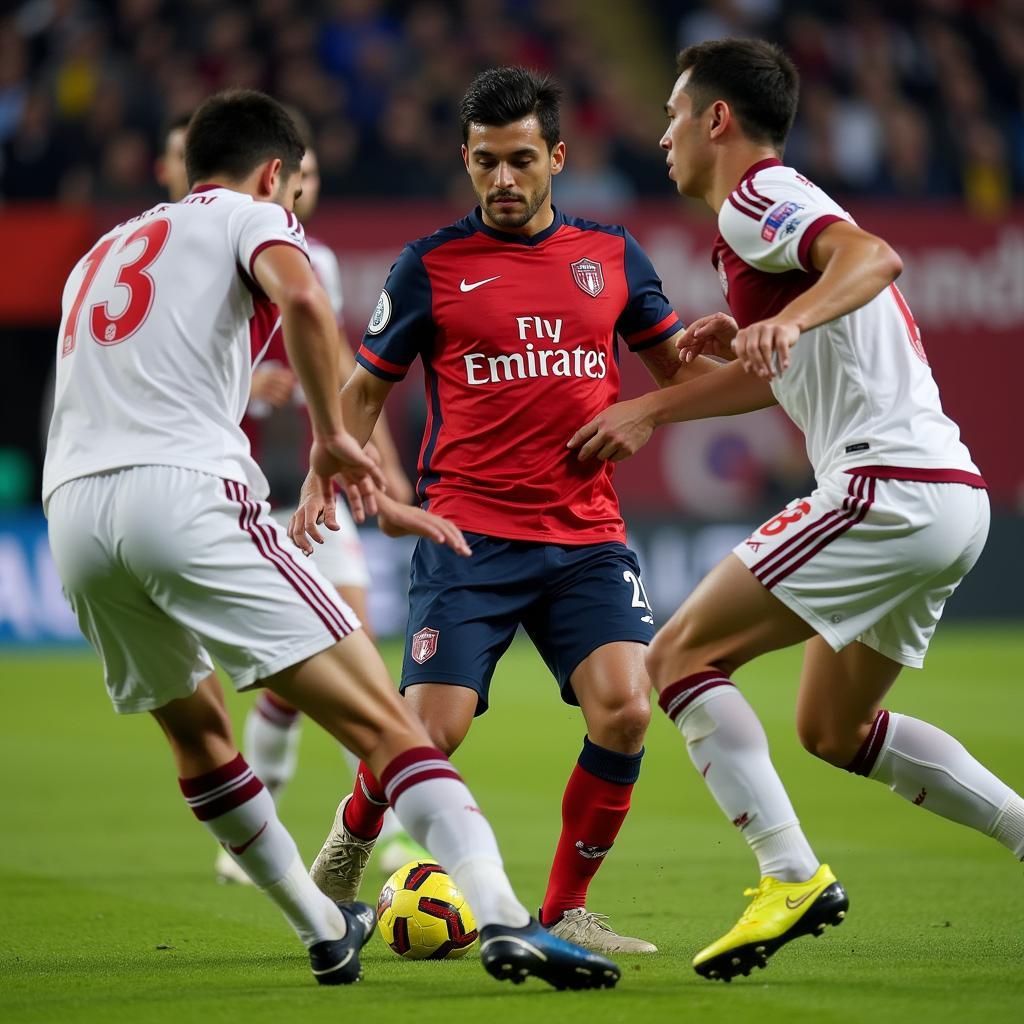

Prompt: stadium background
[{"left": 1, "top": 0, "right": 1022, "bottom": 646}]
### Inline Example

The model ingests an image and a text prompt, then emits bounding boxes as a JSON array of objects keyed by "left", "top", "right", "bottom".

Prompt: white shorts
[
  {"left": 47, "top": 466, "right": 361, "bottom": 714},
  {"left": 733, "top": 471, "right": 989, "bottom": 667},
  {"left": 270, "top": 504, "right": 370, "bottom": 589}
]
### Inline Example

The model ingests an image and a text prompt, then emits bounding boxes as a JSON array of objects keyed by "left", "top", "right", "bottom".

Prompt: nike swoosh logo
[
  {"left": 785, "top": 884, "right": 824, "bottom": 910},
  {"left": 460, "top": 275, "right": 501, "bottom": 292},
  {"left": 228, "top": 821, "right": 268, "bottom": 856}
]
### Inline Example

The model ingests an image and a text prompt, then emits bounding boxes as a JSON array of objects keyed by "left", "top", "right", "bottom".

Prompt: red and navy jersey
[{"left": 356, "top": 207, "right": 683, "bottom": 544}]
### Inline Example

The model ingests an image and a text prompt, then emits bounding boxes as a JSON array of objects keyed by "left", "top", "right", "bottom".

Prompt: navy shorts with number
[{"left": 401, "top": 532, "right": 655, "bottom": 715}]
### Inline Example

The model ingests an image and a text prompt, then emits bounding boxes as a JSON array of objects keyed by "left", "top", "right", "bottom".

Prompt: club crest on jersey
[
  {"left": 761, "top": 201, "right": 804, "bottom": 242},
  {"left": 717, "top": 255, "right": 729, "bottom": 297},
  {"left": 367, "top": 290, "right": 392, "bottom": 335},
  {"left": 411, "top": 626, "right": 439, "bottom": 664},
  {"left": 570, "top": 257, "right": 605, "bottom": 297}
]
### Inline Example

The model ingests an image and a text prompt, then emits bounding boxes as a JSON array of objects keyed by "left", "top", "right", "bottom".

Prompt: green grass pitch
[{"left": 1, "top": 625, "right": 1022, "bottom": 1023}]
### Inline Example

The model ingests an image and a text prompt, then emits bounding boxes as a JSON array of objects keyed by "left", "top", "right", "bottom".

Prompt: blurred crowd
[{"left": 1, "top": 0, "right": 1022, "bottom": 214}]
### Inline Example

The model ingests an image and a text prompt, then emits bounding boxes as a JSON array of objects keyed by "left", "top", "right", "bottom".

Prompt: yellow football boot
[{"left": 693, "top": 863, "right": 848, "bottom": 981}]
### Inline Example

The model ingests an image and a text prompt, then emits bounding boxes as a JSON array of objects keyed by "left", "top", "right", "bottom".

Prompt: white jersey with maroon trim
[
  {"left": 714, "top": 158, "right": 979, "bottom": 482},
  {"left": 43, "top": 185, "right": 307, "bottom": 510}
]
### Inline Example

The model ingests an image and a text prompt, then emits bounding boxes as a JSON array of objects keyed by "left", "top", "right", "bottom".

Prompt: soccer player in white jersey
[
  {"left": 43, "top": 89, "right": 619, "bottom": 991},
  {"left": 569, "top": 38, "right": 1024, "bottom": 981},
  {"left": 213, "top": 124, "right": 427, "bottom": 886}
]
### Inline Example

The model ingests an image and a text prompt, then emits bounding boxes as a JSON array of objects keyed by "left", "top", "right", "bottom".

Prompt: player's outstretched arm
[
  {"left": 735, "top": 222, "right": 903, "bottom": 380},
  {"left": 568, "top": 359, "right": 776, "bottom": 462}
]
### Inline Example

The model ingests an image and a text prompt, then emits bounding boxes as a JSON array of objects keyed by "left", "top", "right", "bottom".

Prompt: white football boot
[
  {"left": 309, "top": 794, "right": 376, "bottom": 902},
  {"left": 214, "top": 847, "right": 255, "bottom": 886},
  {"left": 545, "top": 908, "right": 657, "bottom": 954}
]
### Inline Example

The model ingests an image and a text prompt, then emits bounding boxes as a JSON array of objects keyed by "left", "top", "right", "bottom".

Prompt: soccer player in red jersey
[
  {"left": 291, "top": 67, "right": 716, "bottom": 954},
  {"left": 570, "top": 38, "right": 1024, "bottom": 980}
]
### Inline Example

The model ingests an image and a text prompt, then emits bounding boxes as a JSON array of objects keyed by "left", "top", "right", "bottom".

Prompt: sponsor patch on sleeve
[{"left": 761, "top": 201, "right": 804, "bottom": 242}]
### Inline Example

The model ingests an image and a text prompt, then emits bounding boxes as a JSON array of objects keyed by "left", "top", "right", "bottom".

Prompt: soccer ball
[{"left": 376, "top": 860, "right": 478, "bottom": 960}]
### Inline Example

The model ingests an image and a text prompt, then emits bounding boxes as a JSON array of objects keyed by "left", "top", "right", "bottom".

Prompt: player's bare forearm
[
  {"left": 783, "top": 222, "right": 903, "bottom": 334},
  {"left": 254, "top": 245, "right": 343, "bottom": 439},
  {"left": 647, "top": 359, "right": 777, "bottom": 424},
  {"left": 369, "top": 410, "right": 414, "bottom": 504},
  {"left": 340, "top": 365, "right": 392, "bottom": 448},
  {"left": 638, "top": 332, "right": 719, "bottom": 388},
  {"left": 568, "top": 359, "right": 776, "bottom": 462}
]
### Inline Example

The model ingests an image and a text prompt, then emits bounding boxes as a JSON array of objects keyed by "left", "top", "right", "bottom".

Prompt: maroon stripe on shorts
[
  {"left": 250, "top": 513, "right": 350, "bottom": 635},
  {"left": 658, "top": 671, "right": 734, "bottom": 724},
  {"left": 230, "top": 479, "right": 352, "bottom": 637},
  {"left": 753, "top": 476, "right": 872, "bottom": 589},
  {"left": 223, "top": 480, "right": 343, "bottom": 641},
  {"left": 260, "top": 518, "right": 355, "bottom": 633},
  {"left": 761, "top": 477, "right": 876, "bottom": 590},
  {"left": 844, "top": 708, "right": 891, "bottom": 777}
]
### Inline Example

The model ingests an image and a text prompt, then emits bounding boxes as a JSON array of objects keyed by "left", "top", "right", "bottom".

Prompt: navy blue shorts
[{"left": 401, "top": 533, "right": 655, "bottom": 715}]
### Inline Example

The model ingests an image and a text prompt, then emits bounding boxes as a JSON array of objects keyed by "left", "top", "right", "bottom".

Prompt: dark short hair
[
  {"left": 459, "top": 66, "right": 562, "bottom": 151},
  {"left": 185, "top": 89, "right": 305, "bottom": 187},
  {"left": 676, "top": 38, "right": 799, "bottom": 150}
]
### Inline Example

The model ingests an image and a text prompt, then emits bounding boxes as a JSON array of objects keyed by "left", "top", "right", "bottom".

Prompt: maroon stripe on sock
[
  {"left": 179, "top": 753, "right": 249, "bottom": 797},
  {"left": 844, "top": 709, "right": 891, "bottom": 777},
  {"left": 380, "top": 746, "right": 463, "bottom": 805},
  {"left": 192, "top": 775, "right": 264, "bottom": 821},
  {"left": 658, "top": 671, "right": 734, "bottom": 724}
]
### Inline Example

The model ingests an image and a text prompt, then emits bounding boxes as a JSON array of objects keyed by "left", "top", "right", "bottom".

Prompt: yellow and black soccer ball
[{"left": 376, "top": 860, "right": 478, "bottom": 960}]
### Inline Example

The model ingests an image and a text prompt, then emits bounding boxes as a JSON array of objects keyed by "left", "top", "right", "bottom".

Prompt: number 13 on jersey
[{"left": 62, "top": 218, "right": 172, "bottom": 357}]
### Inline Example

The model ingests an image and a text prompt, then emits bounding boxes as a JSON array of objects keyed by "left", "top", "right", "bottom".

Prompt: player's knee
[
  {"left": 591, "top": 695, "right": 651, "bottom": 750},
  {"left": 646, "top": 619, "right": 718, "bottom": 687},
  {"left": 796, "top": 718, "right": 855, "bottom": 766}
]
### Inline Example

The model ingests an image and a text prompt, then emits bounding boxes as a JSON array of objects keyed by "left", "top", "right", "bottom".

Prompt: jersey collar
[
  {"left": 469, "top": 206, "right": 565, "bottom": 246},
  {"left": 740, "top": 157, "right": 783, "bottom": 182}
]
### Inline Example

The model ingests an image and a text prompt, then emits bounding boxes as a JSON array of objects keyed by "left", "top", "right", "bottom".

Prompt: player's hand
[
  {"left": 676, "top": 312, "right": 739, "bottom": 363},
  {"left": 288, "top": 470, "right": 336, "bottom": 555},
  {"left": 310, "top": 432, "right": 387, "bottom": 526},
  {"left": 567, "top": 397, "right": 654, "bottom": 462},
  {"left": 376, "top": 493, "right": 472, "bottom": 557},
  {"left": 250, "top": 366, "right": 297, "bottom": 407},
  {"left": 732, "top": 319, "right": 800, "bottom": 379}
]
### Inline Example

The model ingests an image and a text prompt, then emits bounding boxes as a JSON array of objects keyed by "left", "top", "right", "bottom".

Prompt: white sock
[
  {"left": 340, "top": 743, "right": 403, "bottom": 842},
  {"left": 245, "top": 693, "right": 301, "bottom": 800},
  {"left": 660, "top": 674, "right": 820, "bottom": 882},
  {"left": 181, "top": 754, "right": 346, "bottom": 947},
  {"left": 862, "top": 712, "right": 1024, "bottom": 858},
  {"left": 382, "top": 747, "right": 530, "bottom": 929}
]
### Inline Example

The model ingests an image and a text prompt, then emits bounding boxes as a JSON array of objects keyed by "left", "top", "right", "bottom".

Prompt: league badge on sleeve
[
  {"left": 367, "top": 290, "right": 392, "bottom": 335},
  {"left": 570, "top": 257, "right": 605, "bottom": 297},
  {"left": 411, "top": 626, "right": 439, "bottom": 664}
]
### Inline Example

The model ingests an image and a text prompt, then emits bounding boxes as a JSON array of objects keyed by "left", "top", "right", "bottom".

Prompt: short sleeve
[
  {"left": 720, "top": 177, "right": 845, "bottom": 274},
  {"left": 356, "top": 246, "right": 434, "bottom": 382},
  {"left": 615, "top": 231, "right": 684, "bottom": 352},
  {"left": 232, "top": 201, "right": 308, "bottom": 285}
]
